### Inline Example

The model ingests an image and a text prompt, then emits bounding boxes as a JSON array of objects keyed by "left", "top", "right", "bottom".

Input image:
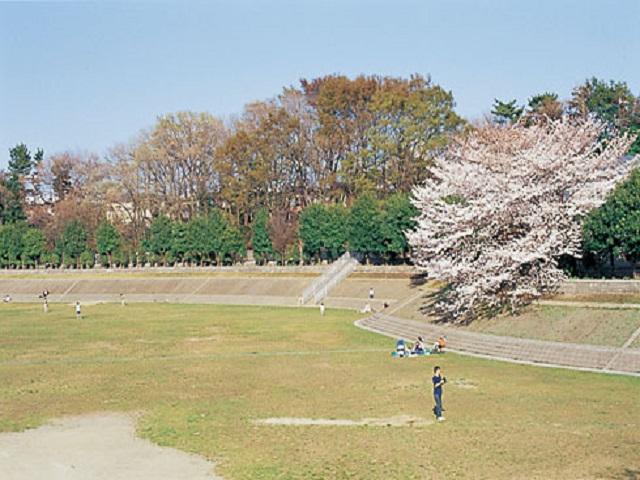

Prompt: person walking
[
  {"left": 75, "top": 301, "right": 82, "bottom": 319},
  {"left": 432, "top": 366, "right": 446, "bottom": 421},
  {"left": 369, "top": 287, "right": 375, "bottom": 299}
]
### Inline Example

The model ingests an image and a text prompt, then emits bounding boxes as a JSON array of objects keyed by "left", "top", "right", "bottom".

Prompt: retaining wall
[{"left": 559, "top": 279, "right": 640, "bottom": 295}]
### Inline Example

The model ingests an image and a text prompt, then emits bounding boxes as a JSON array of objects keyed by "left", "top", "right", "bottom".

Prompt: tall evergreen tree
[
  {"left": 491, "top": 99, "right": 524, "bottom": 125},
  {"left": 570, "top": 78, "right": 640, "bottom": 155},
  {"left": 144, "top": 216, "right": 174, "bottom": 265},
  {"left": 299, "top": 204, "right": 326, "bottom": 261},
  {"left": 583, "top": 169, "right": 640, "bottom": 268},
  {"left": 57, "top": 220, "right": 88, "bottom": 267},
  {"left": 0, "top": 223, "right": 27, "bottom": 267},
  {"left": 381, "top": 193, "right": 418, "bottom": 260},
  {"left": 251, "top": 208, "right": 273, "bottom": 264},
  {"left": 348, "top": 194, "right": 384, "bottom": 261},
  {"left": 96, "top": 221, "right": 121, "bottom": 267},
  {"left": 2, "top": 144, "right": 43, "bottom": 223},
  {"left": 22, "top": 228, "right": 46, "bottom": 267}
]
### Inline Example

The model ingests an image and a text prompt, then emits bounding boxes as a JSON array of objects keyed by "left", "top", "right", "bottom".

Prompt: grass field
[{"left": 1, "top": 303, "right": 639, "bottom": 479}]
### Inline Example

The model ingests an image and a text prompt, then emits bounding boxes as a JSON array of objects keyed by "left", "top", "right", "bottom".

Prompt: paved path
[{"left": 356, "top": 313, "right": 640, "bottom": 377}]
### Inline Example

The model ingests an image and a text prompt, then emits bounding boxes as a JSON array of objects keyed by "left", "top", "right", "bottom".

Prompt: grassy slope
[
  {"left": 0, "top": 303, "right": 638, "bottom": 479},
  {"left": 395, "top": 293, "right": 640, "bottom": 348},
  {"left": 466, "top": 305, "right": 640, "bottom": 347},
  {"left": 0, "top": 271, "right": 320, "bottom": 279}
]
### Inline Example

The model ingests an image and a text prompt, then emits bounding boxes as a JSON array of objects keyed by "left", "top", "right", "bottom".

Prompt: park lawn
[{"left": 0, "top": 303, "right": 639, "bottom": 479}]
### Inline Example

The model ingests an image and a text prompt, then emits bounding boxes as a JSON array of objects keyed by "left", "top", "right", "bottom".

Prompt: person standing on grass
[
  {"left": 75, "top": 301, "right": 82, "bottom": 319},
  {"left": 432, "top": 366, "right": 446, "bottom": 421},
  {"left": 320, "top": 302, "right": 325, "bottom": 316}
]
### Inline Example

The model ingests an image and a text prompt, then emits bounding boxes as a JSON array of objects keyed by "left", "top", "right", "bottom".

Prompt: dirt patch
[
  {"left": 185, "top": 336, "right": 219, "bottom": 343},
  {"left": 255, "top": 415, "right": 432, "bottom": 427},
  {"left": 450, "top": 378, "right": 478, "bottom": 389},
  {"left": 0, "top": 413, "right": 220, "bottom": 479}
]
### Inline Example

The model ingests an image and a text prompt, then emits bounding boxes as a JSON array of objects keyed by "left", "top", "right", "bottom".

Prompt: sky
[{"left": 1, "top": 0, "right": 639, "bottom": 167}]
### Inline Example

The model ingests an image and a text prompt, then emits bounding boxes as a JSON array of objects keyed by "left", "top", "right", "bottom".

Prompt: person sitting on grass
[
  {"left": 413, "top": 336, "right": 426, "bottom": 354},
  {"left": 433, "top": 335, "right": 447, "bottom": 353},
  {"left": 396, "top": 339, "right": 407, "bottom": 358}
]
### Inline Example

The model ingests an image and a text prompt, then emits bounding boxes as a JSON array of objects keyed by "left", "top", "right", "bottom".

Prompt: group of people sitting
[{"left": 395, "top": 335, "right": 447, "bottom": 357}]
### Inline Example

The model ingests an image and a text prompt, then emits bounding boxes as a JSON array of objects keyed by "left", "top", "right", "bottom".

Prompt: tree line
[
  {"left": 0, "top": 192, "right": 416, "bottom": 268},
  {"left": 0, "top": 74, "right": 639, "bottom": 270}
]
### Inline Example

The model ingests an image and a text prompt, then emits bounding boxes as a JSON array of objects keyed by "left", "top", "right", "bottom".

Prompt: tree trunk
[{"left": 610, "top": 250, "right": 615, "bottom": 277}]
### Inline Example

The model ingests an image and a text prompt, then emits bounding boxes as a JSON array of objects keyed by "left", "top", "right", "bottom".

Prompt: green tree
[
  {"left": 170, "top": 222, "right": 188, "bottom": 265},
  {"left": 348, "top": 194, "right": 384, "bottom": 261},
  {"left": 570, "top": 78, "right": 640, "bottom": 155},
  {"left": 21, "top": 228, "right": 46, "bottom": 267},
  {"left": 299, "top": 204, "right": 326, "bottom": 261},
  {"left": 380, "top": 193, "right": 418, "bottom": 260},
  {"left": 583, "top": 169, "right": 640, "bottom": 270},
  {"left": 2, "top": 144, "right": 43, "bottom": 223},
  {"left": 363, "top": 75, "right": 465, "bottom": 195},
  {"left": 491, "top": 99, "right": 524, "bottom": 125},
  {"left": 96, "top": 221, "right": 121, "bottom": 267},
  {"left": 251, "top": 208, "right": 273, "bottom": 264},
  {"left": 323, "top": 205, "right": 348, "bottom": 260},
  {"left": 204, "top": 209, "right": 231, "bottom": 265},
  {"left": 145, "top": 216, "right": 174, "bottom": 265},
  {"left": 79, "top": 251, "right": 95, "bottom": 269},
  {"left": 57, "top": 220, "right": 88, "bottom": 267},
  {"left": 185, "top": 215, "right": 210, "bottom": 265},
  {"left": 0, "top": 223, "right": 27, "bottom": 267},
  {"left": 299, "top": 204, "right": 347, "bottom": 262},
  {"left": 220, "top": 220, "right": 246, "bottom": 264},
  {"left": 526, "top": 92, "right": 564, "bottom": 121}
]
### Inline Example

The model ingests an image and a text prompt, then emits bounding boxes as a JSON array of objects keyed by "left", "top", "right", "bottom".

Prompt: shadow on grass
[{"left": 614, "top": 468, "right": 640, "bottom": 480}]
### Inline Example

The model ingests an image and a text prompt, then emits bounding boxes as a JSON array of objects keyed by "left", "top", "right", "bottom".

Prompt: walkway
[{"left": 356, "top": 313, "right": 640, "bottom": 377}]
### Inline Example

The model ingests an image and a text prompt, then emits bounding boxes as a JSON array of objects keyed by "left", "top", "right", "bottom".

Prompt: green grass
[
  {"left": 553, "top": 293, "right": 640, "bottom": 304},
  {"left": 1, "top": 303, "right": 639, "bottom": 479},
  {"left": 466, "top": 305, "right": 640, "bottom": 347}
]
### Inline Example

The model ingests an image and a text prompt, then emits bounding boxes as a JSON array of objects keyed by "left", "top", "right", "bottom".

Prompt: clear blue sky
[{"left": 1, "top": 0, "right": 639, "bottom": 167}]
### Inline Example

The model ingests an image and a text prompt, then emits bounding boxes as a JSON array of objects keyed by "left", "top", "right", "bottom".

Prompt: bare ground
[
  {"left": 0, "top": 413, "right": 220, "bottom": 480},
  {"left": 254, "top": 415, "right": 432, "bottom": 427}
]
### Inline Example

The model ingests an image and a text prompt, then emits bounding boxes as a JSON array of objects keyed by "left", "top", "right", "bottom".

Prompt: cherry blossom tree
[{"left": 409, "top": 118, "right": 637, "bottom": 323}]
